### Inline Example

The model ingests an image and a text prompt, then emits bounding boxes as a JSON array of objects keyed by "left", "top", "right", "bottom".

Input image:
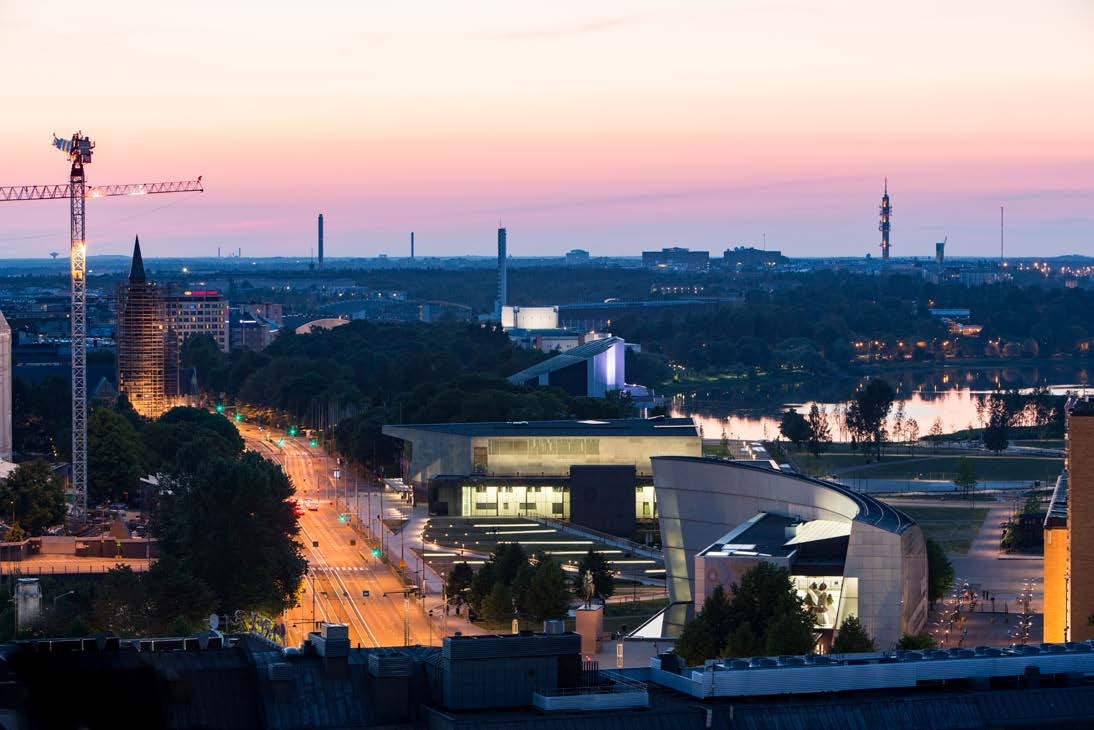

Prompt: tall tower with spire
[
  {"left": 879, "top": 178, "right": 892, "bottom": 261},
  {"left": 116, "top": 236, "right": 168, "bottom": 417}
]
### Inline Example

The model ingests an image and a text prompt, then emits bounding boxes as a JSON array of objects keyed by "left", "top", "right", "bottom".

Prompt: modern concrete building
[
  {"left": 507, "top": 336, "right": 625, "bottom": 398},
  {"left": 383, "top": 417, "right": 700, "bottom": 534},
  {"left": 1044, "top": 396, "right": 1094, "bottom": 642},
  {"left": 385, "top": 417, "right": 700, "bottom": 487},
  {"left": 0, "top": 308, "right": 10, "bottom": 460},
  {"left": 651, "top": 457, "right": 928, "bottom": 648}
]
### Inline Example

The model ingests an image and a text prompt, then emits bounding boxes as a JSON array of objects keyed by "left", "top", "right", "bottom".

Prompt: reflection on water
[{"left": 673, "top": 364, "right": 1091, "bottom": 441}]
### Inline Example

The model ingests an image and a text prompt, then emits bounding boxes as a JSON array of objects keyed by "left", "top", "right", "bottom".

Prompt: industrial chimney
[
  {"left": 411, "top": 231, "right": 415, "bottom": 260},
  {"left": 495, "top": 227, "right": 507, "bottom": 319},
  {"left": 317, "top": 214, "right": 324, "bottom": 266}
]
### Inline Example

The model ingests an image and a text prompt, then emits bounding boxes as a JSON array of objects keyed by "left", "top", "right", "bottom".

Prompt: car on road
[
  {"left": 305, "top": 498, "right": 319, "bottom": 511},
  {"left": 293, "top": 503, "right": 307, "bottom": 517}
]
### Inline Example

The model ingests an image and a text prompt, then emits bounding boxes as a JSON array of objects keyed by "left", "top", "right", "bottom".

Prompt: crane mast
[
  {"left": 0, "top": 132, "right": 202, "bottom": 524},
  {"left": 68, "top": 135, "right": 90, "bottom": 522}
]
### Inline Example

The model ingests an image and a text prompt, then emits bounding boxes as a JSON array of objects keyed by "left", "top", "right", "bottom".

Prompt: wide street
[{"left": 238, "top": 423, "right": 465, "bottom": 649}]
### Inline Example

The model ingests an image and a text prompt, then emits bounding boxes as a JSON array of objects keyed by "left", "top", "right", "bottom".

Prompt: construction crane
[{"left": 0, "top": 132, "right": 202, "bottom": 524}]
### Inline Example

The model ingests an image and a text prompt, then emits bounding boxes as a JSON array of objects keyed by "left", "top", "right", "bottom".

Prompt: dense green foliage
[
  {"left": 926, "top": 537, "right": 956, "bottom": 607},
  {"left": 0, "top": 459, "right": 66, "bottom": 535},
  {"left": 612, "top": 273, "right": 1094, "bottom": 377},
  {"left": 152, "top": 451, "right": 306, "bottom": 616},
  {"left": 896, "top": 632, "right": 939, "bottom": 650},
  {"left": 846, "top": 378, "right": 896, "bottom": 460},
  {"left": 180, "top": 323, "right": 636, "bottom": 473},
  {"left": 87, "top": 408, "right": 146, "bottom": 504},
  {"left": 674, "top": 563, "right": 816, "bottom": 665},
  {"left": 467, "top": 544, "right": 570, "bottom": 624},
  {"left": 831, "top": 615, "right": 876, "bottom": 654}
]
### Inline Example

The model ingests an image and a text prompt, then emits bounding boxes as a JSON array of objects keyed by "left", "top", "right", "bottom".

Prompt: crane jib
[{"left": 0, "top": 180, "right": 204, "bottom": 202}]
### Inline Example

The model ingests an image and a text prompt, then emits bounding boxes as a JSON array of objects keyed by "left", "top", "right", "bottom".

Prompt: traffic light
[
  {"left": 338, "top": 513, "right": 346, "bottom": 523},
  {"left": 233, "top": 412, "right": 243, "bottom": 422},
  {"left": 277, "top": 438, "right": 285, "bottom": 447},
  {"left": 309, "top": 438, "right": 317, "bottom": 447},
  {"left": 371, "top": 548, "right": 380, "bottom": 557},
  {"left": 215, "top": 404, "right": 224, "bottom": 413},
  {"left": 288, "top": 427, "right": 298, "bottom": 436}
]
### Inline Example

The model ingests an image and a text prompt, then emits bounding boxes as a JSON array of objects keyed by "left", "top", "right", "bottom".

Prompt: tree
[
  {"left": 91, "top": 565, "right": 150, "bottom": 636},
  {"left": 779, "top": 410, "right": 810, "bottom": 448},
  {"left": 845, "top": 379, "right": 896, "bottom": 461},
  {"left": 831, "top": 615, "right": 876, "bottom": 653},
  {"left": 145, "top": 564, "right": 217, "bottom": 634},
  {"left": 445, "top": 562, "right": 474, "bottom": 608},
  {"left": 806, "top": 405, "right": 831, "bottom": 456},
  {"left": 573, "top": 549, "right": 615, "bottom": 601},
  {"left": 983, "top": 392, "right": 1010, "bottom": 453},
  {"left": 525, "top": 555, "right": 570, "bottom": 622},
  {"left": 142, "top": 407, "right": 244, "bottom": 475},
  {"left": 764, "top": 612, "right": 815, "bottom": 656},
  {"left": 0, "top": 459, "right": 66, "bottom": 534},
  {"left": 896, "top": 632, "right": 938, "bottom": 650},
  {"left": 151, "top": 452, "right": 306, "bottom": 615},
  {"left": 905, "top": 418, "right": 920, "bottom": 454},
  {"left": 88, "top": 407, "right": 147, "bottom": 504},
  {"left": 926, "top": 538, "right": 955, "bottom": 608},
  {"left": 928, "top": 417, "right": 945, "bottom": 454},
  {"left": 482, "top": 582, "right": 513, "bottom": 623},
  {"left": 674, "top": 585, "right": 732, "bottom": 665},
  {"left": 1022, "top": 492, "right": 1042, "bottom": 515},
  {"left": 953, "top": 457, "right": 978, "bottom": 499}
]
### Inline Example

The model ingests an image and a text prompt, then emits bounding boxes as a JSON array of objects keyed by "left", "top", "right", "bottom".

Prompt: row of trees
[
  {"left": 180, "top": 323, "right": 636, "bottom": 475},
  {"left": 614, "top": 271, "right": 1094, "bottom": 378},
  {"left": 444, "top": 546, "right": 617, "bottom": 625}
]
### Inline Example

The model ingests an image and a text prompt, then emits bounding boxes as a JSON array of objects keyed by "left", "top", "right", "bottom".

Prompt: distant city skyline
[{"left": 2, "top": 1, "right": 1091, "bottom": 259}]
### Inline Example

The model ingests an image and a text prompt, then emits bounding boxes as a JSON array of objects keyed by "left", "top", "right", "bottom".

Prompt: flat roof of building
[
  {"left": 384, "top": 416, "right": 699, "bottom": 439},
  {"left": 507, "top": 336, "right": 623, "bottom": 383}
]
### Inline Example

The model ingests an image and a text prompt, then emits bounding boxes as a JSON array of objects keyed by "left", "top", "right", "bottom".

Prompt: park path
[{"left": 950, "top": 502, "right": 1043, "bottom": 613}]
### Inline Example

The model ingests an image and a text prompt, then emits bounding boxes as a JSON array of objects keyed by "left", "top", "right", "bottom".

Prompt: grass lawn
[
  {"left": 895, "top": 505, "right": 990, "bottom": 555},
  {"left": 796, "top": 452, "right": 1061, "bottom": 482}
]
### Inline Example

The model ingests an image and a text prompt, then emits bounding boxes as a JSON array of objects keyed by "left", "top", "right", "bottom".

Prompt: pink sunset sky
[{"left": 1, "top": 0, "right": 1092, "bottom": 259}]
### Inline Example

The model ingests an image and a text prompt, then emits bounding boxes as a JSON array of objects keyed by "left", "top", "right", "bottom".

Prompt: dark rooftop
[{"left": 385, "top": 417, "right": 699, "bottom": 439}]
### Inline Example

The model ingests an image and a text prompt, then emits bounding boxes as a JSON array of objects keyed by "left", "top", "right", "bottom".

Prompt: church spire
[{"left": 129, "top": 235, "right": 146, "bottom": 283}]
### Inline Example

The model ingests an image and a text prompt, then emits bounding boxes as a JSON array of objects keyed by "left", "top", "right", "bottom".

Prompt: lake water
[{"left": 672, "top": 363, "right": 1091, "bottom": 442}]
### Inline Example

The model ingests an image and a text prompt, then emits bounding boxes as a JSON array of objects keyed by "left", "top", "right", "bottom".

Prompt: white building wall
[{"left": 652, "top": 457, "right": 926, "bottom": 649}]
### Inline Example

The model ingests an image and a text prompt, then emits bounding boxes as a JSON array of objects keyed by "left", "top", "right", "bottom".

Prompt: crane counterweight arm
[{"left": 0, "top": 178, "right": 203, "bottom": 202}]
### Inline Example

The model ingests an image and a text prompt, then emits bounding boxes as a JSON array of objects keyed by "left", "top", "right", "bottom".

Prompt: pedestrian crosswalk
[{"left": 311, "top": 566, "right": 371, "bottom": 573}]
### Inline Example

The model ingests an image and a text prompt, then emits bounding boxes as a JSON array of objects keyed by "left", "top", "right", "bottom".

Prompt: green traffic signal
[
  {"left": 371, "top": 548, "right": 380, "bottom": 557},
  {"left": 277, "top": 438, "right": 285, "bottom": 446},
  {"left": 338, "top": 513, "right": 346, "bottom": 522},
  {"left": 288, "top": 427, "right": 297, "bottom": 436},
  {"left": 215, "top": 404, "right": 224, "bottom": 413},
  {"left": 233, "top": 413, "right": 243, "bottom": 422},
  {"left": 309, "top": 439, "right": 317, "bottom": 447}
]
